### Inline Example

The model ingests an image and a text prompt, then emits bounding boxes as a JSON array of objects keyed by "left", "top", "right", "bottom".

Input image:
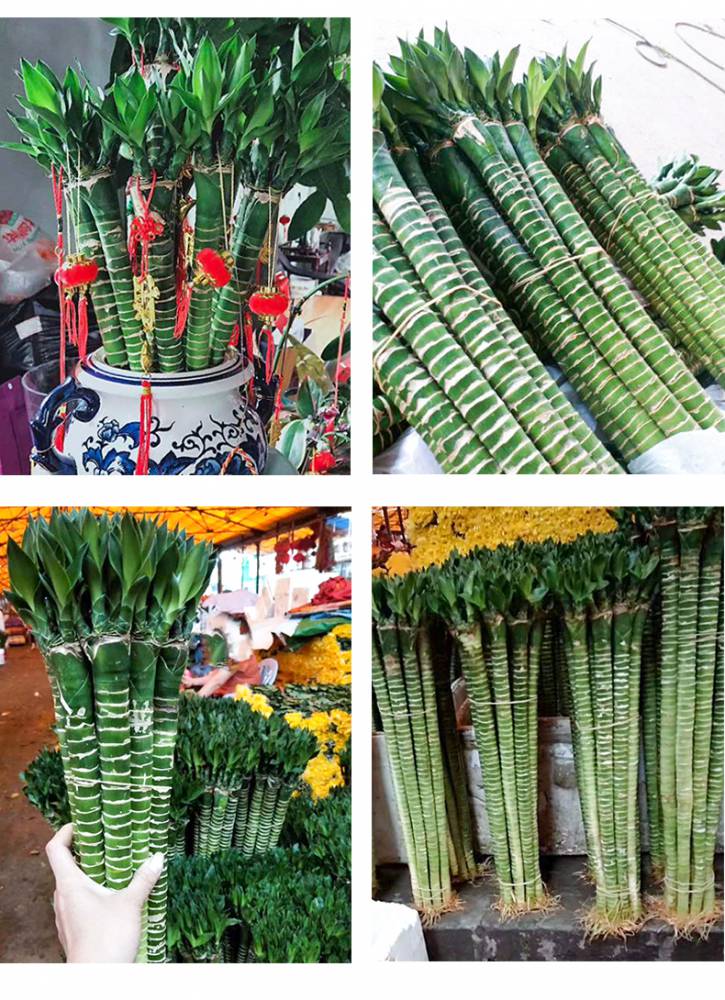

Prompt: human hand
[
  {"left": 196, "top": 666, "right": 232, "bottom": 697},
  {"left": 46, "top": 823, "right": 164, "bottom": 963}
]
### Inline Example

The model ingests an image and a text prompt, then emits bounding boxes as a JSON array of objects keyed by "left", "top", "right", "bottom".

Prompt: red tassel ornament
[
  {"left": 55, "top": 253, "right": 99, "bottom": 364},
  {"left": 135, "top": 379, "right": 153, "bottom": 476}
]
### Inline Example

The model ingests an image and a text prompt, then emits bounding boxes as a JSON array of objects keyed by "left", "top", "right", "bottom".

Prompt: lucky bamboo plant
[
  {"left": 2, "top": 17, "right": 350, "bottom": 378},
  {"left": 5, "top": 510, "right": 216, "bottom": 962},
  {"left": 626, "top": 507, "right": 724, "bottom": 935}
]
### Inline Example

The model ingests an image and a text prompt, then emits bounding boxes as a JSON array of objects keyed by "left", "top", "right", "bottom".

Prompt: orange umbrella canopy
[{"left": 0, "top": 507, "right": 312, "bottom": 591}]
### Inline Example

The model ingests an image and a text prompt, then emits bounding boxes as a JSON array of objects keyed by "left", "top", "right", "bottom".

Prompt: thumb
[{"left": 123, "top": 853, "right": 165, "bottom": 906}]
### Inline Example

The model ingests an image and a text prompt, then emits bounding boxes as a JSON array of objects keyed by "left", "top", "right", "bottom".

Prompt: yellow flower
[
  {"left": 233, "top": 684, "right": 273, "bottom": 718},
  {"left": 331, "top": 623, "right": 352, "bottom": 640},
  {"left": 283, "top": 708, "right": 352, "bottom": 755},
  {"left": 276, "top": 632, "right": 352, "bottom": 685},
  {"left": 395, "top": 507, "right": 617, "bottom": 573},
  {"left": 302, "top": 752, "right": 345, "bottom": 801}
]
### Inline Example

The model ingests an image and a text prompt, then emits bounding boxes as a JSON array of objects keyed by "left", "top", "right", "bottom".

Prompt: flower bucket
[{"left": 30, "top": 348, "right": 267, "bottom": 475}]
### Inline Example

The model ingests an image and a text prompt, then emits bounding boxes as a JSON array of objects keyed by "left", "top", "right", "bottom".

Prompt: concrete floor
[
  {"left": 376, "top": 860, "right": 724, "bottom": 961},
  {"left": 0, "top": 645, "right": 63, "bottom": 962}
]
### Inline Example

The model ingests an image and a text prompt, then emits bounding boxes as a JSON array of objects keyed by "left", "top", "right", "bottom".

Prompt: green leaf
[
  {"left": 288, "top": 188, "right": 327, "bottom": 242},
  {"left": 300, "top": 91, "right": 326, "bottom": 134},
  {"left": 278, "top": 419, "right": 309, "bottom": 470},
  {"left": 20, "top": 61, "right": 62, "bottom": 118},
  {"left": 321, "top": 328, "right": 350, "bottom": 361},
  {"left": 6, "top": 538, "right": 39, "bottom": 608}
]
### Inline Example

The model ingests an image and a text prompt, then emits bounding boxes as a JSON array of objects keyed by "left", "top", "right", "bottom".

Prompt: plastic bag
[
  {"left": 0, "top": 210, "right": 56, "bottom": 304},
  {"left": 373, "top": 427, "right": 443, "bottom": 474},
  {"left": 628, "top": 428, "right": 725, "bottom": 474}
]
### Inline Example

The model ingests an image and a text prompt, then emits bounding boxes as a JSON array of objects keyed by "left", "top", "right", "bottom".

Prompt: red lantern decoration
[
  {"left": 57, "top": 258, "right": 99, "bottom": 289},
  {"left": 55, "top": 253, "right": 99, "bottom": 364},
  {"left": 195, "top": 247, "right": 233, "bottom": 288},
  {"left": 248, "top": 286, "right": 290, "bottom": 325}
]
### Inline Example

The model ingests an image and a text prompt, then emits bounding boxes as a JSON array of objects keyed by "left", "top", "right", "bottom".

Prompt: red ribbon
[
  {"left": 229, "top": 322, "right": 240, "bottom": 349},
  {"left": 51, "top": 166, "right": 67, "bottom": 452},
  {"left": 260, "top": 328, "right": 275, "bottom": 383},
  {"left": 135, "top": 380, "right": 153, "bottom": 476},
  {"left": 128, "top": 171, "right": 162, "bottom": 278},
  {"left": 244, "top": 313, "right": 255, "bottom": 365},
  {"left": 334, "top": 274, "right": 351, "bottom": 409}
]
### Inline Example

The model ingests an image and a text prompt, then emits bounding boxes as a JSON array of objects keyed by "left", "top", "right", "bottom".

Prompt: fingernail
[{"left": 149, "top": 852, "right": 165, "bottom": 873}]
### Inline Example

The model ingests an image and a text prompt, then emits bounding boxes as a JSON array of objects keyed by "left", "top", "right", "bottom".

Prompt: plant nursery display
[
  {"left": 372, "top": 507, "right": 723, "bottom": 960},
  {"left": 1, "top": 17, "right": 350, "bottom": 475},
  {"left": 0, "top": 506, "right": 352, "bottom": 963},
  {"left": 372, "top": 27, "right": 725, "bottom": 475}
]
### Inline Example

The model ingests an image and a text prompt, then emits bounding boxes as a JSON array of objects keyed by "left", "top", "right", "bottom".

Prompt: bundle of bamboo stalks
[{"left": 6, "top": 510, "right": 216, "bottom": 961}]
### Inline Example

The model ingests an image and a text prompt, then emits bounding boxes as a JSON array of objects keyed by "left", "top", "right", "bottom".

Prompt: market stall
[
  {"left": 371, "top": 506, "right": 723, "bottom": 961},
  {"left": 0, "top": 17, "right": 350, "bottom": 476},
  {"left": 0, "top": 505, "right": 351, "bottom": 963},
  {"left": 372, "top": 19, "right": 725, "bottom": 475}
]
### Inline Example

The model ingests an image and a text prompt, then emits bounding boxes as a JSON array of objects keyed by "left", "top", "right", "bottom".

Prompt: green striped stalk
[
  {"left": 537, "top": 82, "right": 725, "bottom": 380},
  {"left": 398, "top": 616, "right": 449, "bottom": 911},
  {"left": 586, "top": 120, "right": 725, "bottom": 308},
  {"left": 83, "top": 177, "right": 146, "bottom": 369},
  {"left": 372, "top": 390, "right": 406, "bottom": 456},
  {"left": 500, "top": 117, "right": 723, "bottom": 429},
  {"left": 129, "top": 637, "right": 157, "bottom": 872},
  {"left": 47, "top": 644, "right": 106, "bottom": 884},
  {"left": 252, "top": 774, "right": 282, "bottom": 854},
  {"left": 436, "top": 550, "right": 549, "bottom": 912},
  {"left": 86, "top": 634, "right": 133, "bottom": 889},
  {"left": 455, "top": 622, "right": 515, "bottom": 907},
  {"left": 375, "top": 130, "right": 593, "bottom": 474},
  {"left": 442, "top": 120, "right": 698, "bottom": 440},
  {"left": 372, "top": 305, "right": 498, "bottom": 474},
  {"left": 640, "top": 600, "right": 663, "bottom": 875},
  {"left": 672, "top": 514, "right": 707, "bottom": 916},
  {"left": 382, "top": 39, "right": 707, "bottom": 443},
  {"left": 429, "top": 625, "right": 478, "bottom": 881},
  {"left": 209, "top": 190, "right": 277, "bottom": 365},
  {"left": 72, "top": 196, "right": 128, "bottom": 368},
  {"left": 690, "top": 519, "right": 723, "bottom": 914},
  {"left": 372, "top": 619, "right": 424, "bottom": 907},
  {"left": 137, "top": 179, "right": 182, "bottom": 372},
  {"left": 266, "top": 782, "right": 294, "bottom": 850},
  {"left": 702, "top": 578, "right": 723, "bottom": 916},
  {"left": 373, "top": 577, "right": 454, "bottom": 916},
  {"left": 233, "top": 779, "right": 252, "bottom": 849},
  {"left": 423, "top": 144, "right": 664, "bottom": 463},
  {"left": 560, "top": 155, "right": 724, "bottom": 384},
  {"left": 610, "top": 601, "right": 635, "bottom": 907},
  {"left": 220, "top": 787, "right": 239, "bottom": 850},
  {"left": 374, "top": 251, "right": 551, "bottom": 474},
  {"left": 545, "top": 145, "right": 725, "bottom": 382},
  {"left": 393, "top": 145, "right": 623, "bottom": 472},
  {"left": 241, "top": 779, "right": 265, "bottom": 858},
  {"left": 588, "top": 601, "right": 617, "bottom": 903},
  {"left": 185, "top": 166, "right": 226, "bottom": 368},
  {"left": 145, "top": 640, "right": 188, "bottom": 961},
  {"left": 657, "top": 516, "right": 680, "bottom": 913},
  {"left": 628, "top": 507, "right": 723, "bottom": 930}
]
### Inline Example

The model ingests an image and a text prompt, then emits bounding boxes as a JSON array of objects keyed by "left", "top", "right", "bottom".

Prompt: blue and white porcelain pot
[{"left": 30, "top": 348, "right": 268, "bottom": 475}]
